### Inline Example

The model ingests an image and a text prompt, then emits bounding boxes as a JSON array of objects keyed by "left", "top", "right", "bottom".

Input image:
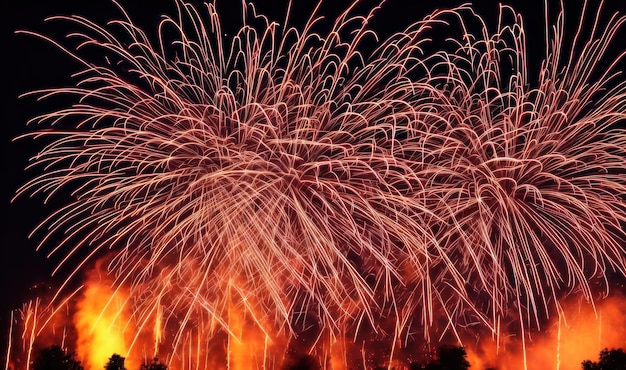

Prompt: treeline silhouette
[
  {"left": 30, "top": 345, "right": 471, "bottom": 370},
  {"left": 31, "top": 346, "right": 167, "bottom": 370},
  {"left": 29, "top": 344, "right": 626, "bottom": 369},
  {"left": 581, "top": 348, "right": 626, "bottom": 370}
]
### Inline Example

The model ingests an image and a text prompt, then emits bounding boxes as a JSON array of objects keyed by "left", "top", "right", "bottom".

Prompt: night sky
[{"left": 3, "top": 0, "right": 626, "bottom": 363}]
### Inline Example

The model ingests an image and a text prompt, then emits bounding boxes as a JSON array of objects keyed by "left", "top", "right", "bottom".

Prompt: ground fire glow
[{"left": 5, "top": 0, "right": 626, "bottom": 369}]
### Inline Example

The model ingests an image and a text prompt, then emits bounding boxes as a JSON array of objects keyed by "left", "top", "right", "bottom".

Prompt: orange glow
[
  {"left": 9, "top": 290, "right": 626, "bottom": 369},
  {"left": 465, "top": 294, "right": 626, "bottom": 370},
  {"left": 329, "top": 336, "right": 347, "bottom": 370},
  {"left": 226, "top": 281, "right": 275, "bottom": 370},
  {"left": 153, "top": 303, "right": 162, "bottom": 358},
  {"left": 524, "top": 295, "right": 626, "bottom": 370},
  {"left": 74, "top": 266, "right": 138, "bottom": 370},
  {"left": 465, "top": 336, "right": 500, "bottom": 370}
]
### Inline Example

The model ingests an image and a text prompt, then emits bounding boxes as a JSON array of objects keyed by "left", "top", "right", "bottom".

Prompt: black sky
[{"left": 2, "top": 0, "right": 626, "bottom": 358}]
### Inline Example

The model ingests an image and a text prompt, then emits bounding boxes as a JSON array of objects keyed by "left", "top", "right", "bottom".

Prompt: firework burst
[
  {"left": 414, "top": 1, "right": 626, "bottom": 341},
  {"left": 12, "top": 0, "right": 626, "bottom": 365},
  {"left": 15, "top": 0, "right": 464, "bottom": 348}
]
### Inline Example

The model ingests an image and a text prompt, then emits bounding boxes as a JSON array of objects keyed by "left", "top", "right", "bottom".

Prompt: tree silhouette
[
  {"left": 410, "top": 346, "right": 471, "bottom": 370},
  {"left": 32, "top": 345, "right": 83, "bottom": 370},
  {"left": 438, "top": 346, "right": 471, "bottom": 370},
  {"left": 582, "top": 348, "right": 626, "bottom": 370},
  {"left": 104, "top": 354, "right": 126, "bottom": 370},
  {"left": 140, "top": 357, "right": 168, "bottom": 370},
  {"left": 282, "top": 354, "right": 321, "bottom": 370},
  {"left": 582, "top": 361, "right": 601, "bottom": 370}
]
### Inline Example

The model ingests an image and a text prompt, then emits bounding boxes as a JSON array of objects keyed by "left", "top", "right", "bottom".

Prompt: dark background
[{"left": 2, "top": 0, "right": 626, "bottom": 359}]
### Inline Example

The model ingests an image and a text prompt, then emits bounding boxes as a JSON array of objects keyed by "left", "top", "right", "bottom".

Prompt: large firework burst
[
  {"left": 418, "top": 2, "right": 626, "bottom": 337},
  {"left": 16, "top": 0, "right": 457, "bottom": 344},
  {"left": 13, "top": 0, "right": 626, "bottom": 359}
]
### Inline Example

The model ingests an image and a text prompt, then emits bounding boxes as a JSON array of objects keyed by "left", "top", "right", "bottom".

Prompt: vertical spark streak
[
  {"left": 556, "top": 312, "right": 562, "bottom": 370},
  {"left": 154, "top": 303, "right": 162, "bottom": 358},
  {"left": 23, "top": 300, "right": 39, "bottom": 370},
  {"left": 4, "top": 310, "right": 13, "bottom": 370}
]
